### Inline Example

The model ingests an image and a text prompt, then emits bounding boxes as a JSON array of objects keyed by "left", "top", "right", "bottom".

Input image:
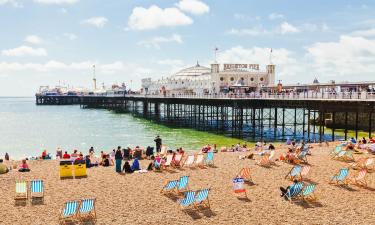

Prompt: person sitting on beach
[
  {"left": 280, "top": 179, "right": 298, "bottom": 200},
  {"left": 71, "top": 150, "right": 79, "bottom": 158},
  {"left": 362, "top": 137, "right": 367, "bottom": 144},
  {"left": 146, "top": 146, "right": 154, "bottom": 159},
  {"left": 350, "top": 137, "right": 357, "bottom": 144},
  {"left": 369, "top": 137, "right": 375, "bottom": 144},
  {"left": 177, "top": 147, "right": 185, "bottom": 156},
  {"left": 123, "top": 161, "right": 133, "bottom": 173},
  {"left": 100, "top": 155, "right": 110, "bottom": 167},
  {"left": 131, "top": 158, "right": 141, "bottom": 171},
  {"left": 133, "top": 146, "right": 142, "bottom": 160},
  {"left": 41, "top": 150, "right": 47, "bottom": 159},
  {"left": 74, "top": 154, "right": 84, "bottom": 162},
  {"left": 345, "top": 142, "right": 355, "bottom": 151},
  {"left": 0, "top": 159, "right": 9, "bottom": 174},
  {"left": 284, "top": 148, "right": 296, "bottom": 163},
  {"left": 62, "top": 151, "right": 70, "bottom": 159},
  {"left": 18, "top": 159, "right": 30, "bottom": 172}
]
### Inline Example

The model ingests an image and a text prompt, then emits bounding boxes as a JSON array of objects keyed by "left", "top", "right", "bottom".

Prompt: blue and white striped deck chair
[
  {"left": 330, "top": 168, "right": 349, "bottom": 185},
  {"left": 31, "top": 180, "right": 44, "bottom": 203},
  {"left": 79, "top": 198, "right": 96, "bottom": 223},
  {"left": 177, "top": 176, "right": 189, "bottom": 194},
  {"left": 298, "top": 151, "right": 308, "bottom": 163},
  {"left": 178, "top": 191, "right": 196, "bottom": 209},
  {"left": 301, "top": 183, "right": 317, "bottom": 202},
  {"left": 161, "top": 179, "right": 178, "bottom": 194},
  {"left": 205, "top": 152, "right": 214, "bottom": 166},
  {"left": 286, "top": 182, "right": 304, "bottom": 202},
  {"left": 59, "top": 200, "right": 79, "bottom": 225},
  {"left": 194, "top": 188, "right": 210, "bottom": 209},
  {"left": 285, "top": 165, "right": 301, "bottom": 180}
]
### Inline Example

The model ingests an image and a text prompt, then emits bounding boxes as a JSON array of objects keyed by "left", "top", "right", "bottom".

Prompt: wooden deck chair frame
[
  {"left": 238, "top": 168, "right": 252, "bottom": 183},
  {"left": 78, "top": 198, "right": 97, "bottom": 224},
  {"left": 163, "top": 154, "right": 174, "bottom": 170},
  {"left": 30, "top": 179, "right": 44, "bottom": 204},
  {"left": 160, "top": 179, "right": 178, "bottom": 194},
  {"left": 329, "top": 168, "right": 349, "bottom": 186},
  {"left": 349, "top": 157, "right": 368, "bottom": 170},
  {"left": 195, "top": 154, "right": 205, "bottom": 168},
  {"left": 284, "top": 165, "right": 301, "bottom": 181},
  {"left": 301, "top": 183, "right": 317, "bottom": 202},
  {"left": 172, "top": 154, "right": 183, "bottom": 168},
  {"left": 14, "top": 180, "right": 28, "bottom": 205},
  {"left": 194, "top": 188, "right": 211, "bottom": 209},
  {"left": 256, "top": 155, "right": 271, "bottom": 167},
  {"left": 59, "top": 200, "right": 80, "bottom": 225},
  {"left": 349, "top": 169, "right": 368, "bottom": 187},
  {"left": 178, "top": 190, "right": 196, "bottom": 209},
  {"left": 205, "top": 152, "right": 214, "bottom": 167},
  {"left": 182, "top": 155, "right": 195, "bottom": 168},
  {"left": 176, "top": 175, "right": 190, "bottom": 194}
]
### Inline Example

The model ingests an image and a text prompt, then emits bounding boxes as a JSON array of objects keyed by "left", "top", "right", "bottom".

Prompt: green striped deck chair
[
  {"left": 14, "top": 180, "right": 28, "bottom": 204},
  {"left": 194, "top": 188, "right": 210, "bottom": 209},
  {"left": 176, "top": 176, "right": 189, "bottom": 194},
  {"left": 301, "top": 183, "right": 317, "bottom": 202},
  {"left": 329, "top": 168, "right": 349, "bottom": 185},
  {"left": 59, "top": 200, "right": 79, "bottom": 225},
  {"left": 330, "top": 146, "right": 342, "bottom": 157},
  {"left": 178, "top": 190, "right": 196, "bottom": 209},
  {"left": 31, "top": 179, "right": 44, "bottom": 204},
  {"left": 286, "top": 182, "right": 304, "bottom": 202},
  {"left": 160, "top": 179, "right": 178, "bottom": 194},
  {"left": 79, "top": 198, "right": 96, "bottom": 224}
]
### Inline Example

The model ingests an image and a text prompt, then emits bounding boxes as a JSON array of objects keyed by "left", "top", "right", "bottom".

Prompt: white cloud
[
  {"left": 176, "top": 0, "right": 209, "bottom": 15},
  {"left": 2, "top": 46, "right": 47, "bottom": 57},
  {"left": 0, "top": 0, "right": 22, "bottom": 7},
  {"left": 138, "top": 34, "right": 183, "bottom": 49},
  {"left": 157, "top": 59, "right": 184, "bottom": 66},
  {"left": 33, "top": 0, "right": 79, "bottom": 5},
  {"left": 234, "top": 14, "right": 260, "bottom": 21},
  {"left": 306, "top": 35, "right": 375, "bottom": 76},
  {"left": 227, "top": 27, "right": 269, "bottom": 36},
  {"left": 300, "top": 23, "right": 329, "bottom": 32},
  {"left": 350, "top": 28, "right": 375, "bottom": 37},
  {"left": 128, "top": 5, "right": 193, "bottom": 30},
  {"left": 279, "top": 22, "right": 299, "bottom": 34},
  {"left": 24, "top": 35, "right": 43, "bottom": 45},
  {"left": 81, "top": 17, "right": 108, "bottom": 28},
  {"left": 63, "top": 33, "right": 77, "bottom": 40},
  {"left": 269, "top": 13, "right": 284, "bottom": 20}
]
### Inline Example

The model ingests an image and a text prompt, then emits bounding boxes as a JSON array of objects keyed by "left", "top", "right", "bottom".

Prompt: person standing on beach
[
  {"left": 4, "top": 153, "right": 9, "bottom": 161},
  {"left": 115, "top": 149, "right": 122, "bottom": 173},
  {"left": 154, "top": 135, "right": 162, "bottom": 153}
]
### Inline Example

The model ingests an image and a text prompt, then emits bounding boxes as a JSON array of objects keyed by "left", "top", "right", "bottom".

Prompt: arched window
[
  {"left": 220, "top": 77, "right": 224, "bottom": 81},
  {"left": 250, "top": 77, "right": 254, "bottom": 81},
  {"left": 260, "top": 77, "right": 264, "bottom": 81},
  {"left": 230, "top": 77, "right": 234, "bottom": 81}
]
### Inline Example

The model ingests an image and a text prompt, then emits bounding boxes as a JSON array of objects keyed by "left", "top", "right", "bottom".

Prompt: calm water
[{"left": 0, "top": 97, "right": 244, "bottom": 159}]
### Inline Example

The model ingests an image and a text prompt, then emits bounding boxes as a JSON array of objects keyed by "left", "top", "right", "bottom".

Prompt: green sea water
[{"left": 0, "top": 97, "right": 246, "bottom": 159}]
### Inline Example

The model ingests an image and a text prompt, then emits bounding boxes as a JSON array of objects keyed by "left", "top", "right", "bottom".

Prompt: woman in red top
[
  {"left": 18, "top": 159, "right": 30, "bottom": 172},
  {"left": 63, "top": 151, "right": 70, "bottom": 159}
]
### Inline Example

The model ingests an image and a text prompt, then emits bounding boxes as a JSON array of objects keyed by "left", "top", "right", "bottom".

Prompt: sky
[{"left": 1, "top": 0, "right": 375, "bottom": 96}]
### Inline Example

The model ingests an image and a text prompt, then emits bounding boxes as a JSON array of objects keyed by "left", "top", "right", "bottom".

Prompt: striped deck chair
[
  {"left": 256, "top": 155, "right": 271, "bottom": 167},
  {"left": 194, "top": 188, "right": 210, "bottom": 209},
  {"left": 59, "top": 200, "right": 79, "bottom": 225},
  {"left": 329, "top": 168, "right": 349, "bottom": 185},
  {"left": 349, "top": 169, "right": 368, "bottom": 187},
  {"left": 178, "top": 191, "right": 196, "bottom": 209},
  {"left": 31, "top": 180, "right": 44, "bottom": 204},
  {"left": 238, "top": 167, "right": 252, "bottom": 182},
  {"left": 163, "top": 154, "right": 174, "bottom": 170},
  {"left": 300, "top": 165, "right": 311, "bottom": 180},
  {"left": 14, "top": 180, "right": 28, "bottom": 204},
  {"left": 195, "top": 154, "right": 205, "bottom": 168},
  {"left": 333, "top": 150, "right": 346, "bottom": 159},
  {"left": 172, "top": 154, "right": 183, "bottom": 168},
  {"left": 205, "top": 152, "right": 214, "bottom": 167},
  {"left": 160, "top": 179, "right": 178, "bottom": 194},
  {"left": 349, "top": 157, "right": 368, "bottom": 170},
  {"left": 330, "top": 146, "right": 342, "bottom": 157},
  {"left": 183, "top": 155, "right": 195, "bottom": 168},
  {"left": 284, "top": 165, "right": 301, "bottom": 180},
  {"left": 297, "top": 151, "right": 308, "bottom": 164},
  {"left": 364, "top": 158, "right": 374, "bottom": 172},
  {"left": 176, "top": 176, "right": 189, "bottom": 194},
  {"left": 341, "top": 151, "right": 355, "bottom": 162},
  {"left": 79, "top": 198, "right": 96, "bottom": 223},
  {"left": 301, "top": 183, "right": 317, "bottom": 202},
  {"left": 286, "top": 182, "right": 304, "bottom": 202}
]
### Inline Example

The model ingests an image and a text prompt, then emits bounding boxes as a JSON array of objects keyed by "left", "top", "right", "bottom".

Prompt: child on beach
[{"left": 18, "top": 159, "right": 30, "bottom": 172}]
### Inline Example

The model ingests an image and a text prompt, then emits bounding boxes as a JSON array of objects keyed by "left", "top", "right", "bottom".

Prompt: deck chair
[
  {"left": 59, "top": 200, "right": 79, "bottom": 225},
  {"left": 78, "top": 198, "right": 96, "bottom": 224},
  {"left": 238, "top": 167, "right": 252, "bottom": 182},
  {"left": 286, "top": 182, "right": 304, "bottom": 202},
  {"left": 349, "top": 169, "right": 368, "bottom": 187},
  {"left": 349, "top": 157, "right": 368, "bottom": 170},
  {"left": 256, "top": 155, "right": 271, "bottom": 167},
  {"left": 297, "top": 151, "right": 308, "bottom": 164},
  {"left": 154, "top": 158, "right": 162, "bottom": 172},
  {"left": 205, "top": 152, "right": 214, "bottom": 167},
  {"left": 341, "top": 150, "right": 355, "bottom": 162},
  {"left": 178, "top": 190, "right": 196, "bottom": 209},
  {"left": 301, "top": 183, "right": 317, "bottom": 202},
  {"left": 332, "top": 150, "right": 346, "bottom": 159},
  {"left": 14, "top": 180, "right": 28, "bottom": 205},
  {"left": 183, "top": 155, "right": 195, "bottom": 168},
  {"left": 300, "top": 165, "right": 311, "bottom": 180},
  {"left": 160, "top": 179, "right": 178, "bottom": 194},
  {"left": 194, "top": 188, "right": 210, "bottom": 209},
  {"left": 284, "top": 165, "right": 301, "bottom": 180},
  {"left": 176, "top": 175, "right": 189, "bottom": 194},
  {"left": 163, "top": 154, "right": 174, "bottom": 170},
  {"left": 172, "top": 154, "right": 183, "bottom": 168},
  {"left": 364, "top": 158, "right": 374, "bottom": 172},
  {"left": 30, "top": 179, "right": 44, "bottom": 204},
  {"left": 329, "top": 168, "right": 349, "bottom": 185},
  {"left": 330, "top": 146, "right": 342, "bottom": 157},
  {"left": 195, "top": 154, "right": 205, "bottom": 168}
]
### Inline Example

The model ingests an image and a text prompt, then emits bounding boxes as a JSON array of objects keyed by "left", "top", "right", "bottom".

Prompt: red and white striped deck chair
[
  {"left": 349, "top": 158, "right": 367, "bottom": 170},
  {"left": 349, "top": 169, "right": 368, "bottom": 187},
  {"left": 256, "top": 155, "right": 271, "bottom": 167},
  {"left": 300, "top": 165, "right": 311, "bottom": 180},
  {"left": 238, "top": 168, "right": 252, "bottom": 183},
  {"left": 364, "top": 158, "right": 374, "bottom": 172}
]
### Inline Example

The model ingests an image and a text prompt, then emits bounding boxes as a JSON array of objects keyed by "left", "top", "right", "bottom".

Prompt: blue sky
[{"left": 1, "top": 0, "right": 375, "bottom": 96}]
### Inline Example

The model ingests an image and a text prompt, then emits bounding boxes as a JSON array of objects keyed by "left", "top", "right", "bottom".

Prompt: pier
[{"left": 35, "top": 93, "right": 375, "bottom": 142}]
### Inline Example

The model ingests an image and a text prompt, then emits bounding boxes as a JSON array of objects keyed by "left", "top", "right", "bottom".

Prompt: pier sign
[{"left": 224, "top": 64, "right": 259, "bottom": 71}]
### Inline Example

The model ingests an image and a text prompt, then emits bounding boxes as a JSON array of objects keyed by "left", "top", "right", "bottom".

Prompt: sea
[{"left": 0, "top": 97, "right": 243, "bottom": 159}]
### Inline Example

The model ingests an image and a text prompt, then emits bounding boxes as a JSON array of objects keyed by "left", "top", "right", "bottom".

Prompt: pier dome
[{"left": 172, "top": 62, "right": 210, "bottom": 79}]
